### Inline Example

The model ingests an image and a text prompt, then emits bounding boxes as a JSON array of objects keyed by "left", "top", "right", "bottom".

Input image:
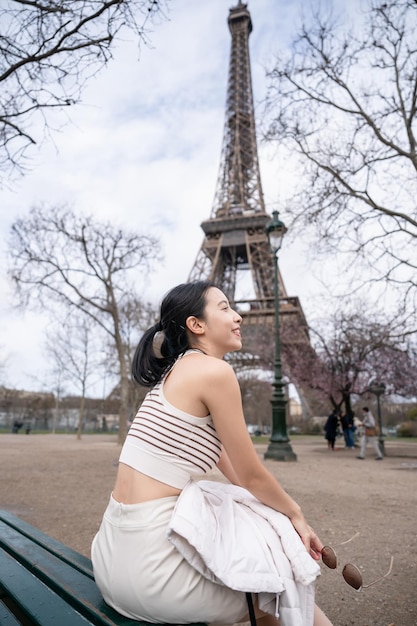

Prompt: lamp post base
[
  {"left": 379, "top": 436, "right": 386, "bottom": 457},
  {"left": 264, "top": 441, "right": 297, "bottom": 462}
]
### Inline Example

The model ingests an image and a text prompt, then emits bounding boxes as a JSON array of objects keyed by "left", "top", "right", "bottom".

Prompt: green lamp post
[{"left": 264, "top": 210, "right": 297, "bottom": 462}]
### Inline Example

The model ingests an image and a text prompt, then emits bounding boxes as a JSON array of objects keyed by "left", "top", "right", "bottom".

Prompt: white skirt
[{"left": 91, "top": 494, "right": 248, "bottom": 624}]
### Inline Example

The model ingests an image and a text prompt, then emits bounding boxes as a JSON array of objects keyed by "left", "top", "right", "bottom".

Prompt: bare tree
[
  {"left": 99, "top": 293, "right": 159, "bottom": 419},
  {"left": 264, "top": 0, "right": 417, "bottom": 314},
  {"left": 8, "top": 204, "right": 161, "bottom": 442},
  {"left": 0, "top": 0, "right": 168, "bottom": 184},
  {"left": 45, "top": 313, "right": 104, "bottom": 438}
]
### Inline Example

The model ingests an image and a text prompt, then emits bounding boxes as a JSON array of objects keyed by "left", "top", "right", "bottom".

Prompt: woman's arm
[
  {"left": 217, "top": 448, "right": 243, "bottom": 486},
  {"left": 201, "top": 358, "right": 323, "bottom": 560}
]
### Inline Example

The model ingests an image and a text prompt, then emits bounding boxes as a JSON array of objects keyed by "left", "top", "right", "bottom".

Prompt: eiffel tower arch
[{"left": 188, "top": 2, "right": 316, "bottom": 418}]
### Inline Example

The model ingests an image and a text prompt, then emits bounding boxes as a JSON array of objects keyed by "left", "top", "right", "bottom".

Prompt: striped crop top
[{"left": 119, "top": 352, "right": 222, "bottom": 489}]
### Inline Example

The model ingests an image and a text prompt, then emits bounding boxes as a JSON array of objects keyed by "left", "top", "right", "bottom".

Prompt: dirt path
[{"left": 1, "top": 434, "right": 416, "bottom": 626}]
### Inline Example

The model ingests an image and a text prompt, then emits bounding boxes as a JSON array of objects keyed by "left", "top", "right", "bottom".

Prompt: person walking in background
[
  {"left": 340, "top": 411, "right": 355, "bottom": 449},
  {"left": 357, "top": 407, "right": 383, "bottom": 460},
  {"left": 324, "top": 409, "right": 339, "bottom": 451}
]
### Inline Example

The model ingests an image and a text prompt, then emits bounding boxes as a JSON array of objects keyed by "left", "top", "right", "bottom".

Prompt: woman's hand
[{"left": 290, "top": 512, "right": 323, "bottom": 561}]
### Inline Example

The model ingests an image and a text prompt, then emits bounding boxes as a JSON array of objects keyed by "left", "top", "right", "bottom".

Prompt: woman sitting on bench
[{"left": 91, "top": 281, "right": 333, "bottom": 626}]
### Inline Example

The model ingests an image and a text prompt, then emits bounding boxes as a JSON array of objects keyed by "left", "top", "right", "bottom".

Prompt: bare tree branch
[
  {"left": 0, "top": 0, "right": 168, "bottom": 184},
  {"left": 263, "top": 0, "right": 417, "bottom": 312}
]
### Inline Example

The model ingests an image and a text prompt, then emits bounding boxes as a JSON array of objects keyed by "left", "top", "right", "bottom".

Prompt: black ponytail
[{"left": 131, "top": 281, "right": 214, "bottom": 387}]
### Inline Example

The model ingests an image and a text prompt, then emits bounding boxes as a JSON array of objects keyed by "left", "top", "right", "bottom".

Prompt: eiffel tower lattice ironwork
[{"left": 189, "top": 1, "right": 308, "bottom": 335}]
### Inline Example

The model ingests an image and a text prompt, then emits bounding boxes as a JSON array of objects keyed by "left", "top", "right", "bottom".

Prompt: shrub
[
  {"left": 397, "top": 421, "right": 417, "bottom": 437},
  {"left": 306, "top": 421, "right": 323, "bottom": 435},
  {"left": 405, "top": 406, "right": 417, "bottom": 421}
]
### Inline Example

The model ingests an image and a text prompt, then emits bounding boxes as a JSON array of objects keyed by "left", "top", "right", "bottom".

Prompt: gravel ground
[{"left": 1, "top": 433, "right": 416, "bottom": 626}]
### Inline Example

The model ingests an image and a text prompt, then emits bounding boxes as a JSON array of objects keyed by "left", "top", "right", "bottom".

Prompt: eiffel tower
[{"left": 189, "top": 1, "right": 308, "bottom": 339}]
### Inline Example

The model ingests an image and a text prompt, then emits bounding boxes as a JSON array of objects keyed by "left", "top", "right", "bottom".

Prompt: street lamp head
[
  {"left": 369, "top": 381, "right": 386, "bottom": 396},
  {"left": 265, "top": 210, "right": 287, "bottom": 254}
]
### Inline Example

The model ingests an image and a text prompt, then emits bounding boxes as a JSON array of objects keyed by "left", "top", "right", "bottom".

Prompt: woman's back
[{"left": 114, "top": 350, "right": 221, "bottom": 504}]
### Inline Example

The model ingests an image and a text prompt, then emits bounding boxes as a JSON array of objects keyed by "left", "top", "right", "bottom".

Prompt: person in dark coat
[{"left": 324, "top": 410, "right": 339, "bottom": 450}]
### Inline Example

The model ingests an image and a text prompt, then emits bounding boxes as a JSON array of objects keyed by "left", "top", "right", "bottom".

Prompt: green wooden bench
[{"left": 0, "top": 509, "right": 207, "bottom": 626}]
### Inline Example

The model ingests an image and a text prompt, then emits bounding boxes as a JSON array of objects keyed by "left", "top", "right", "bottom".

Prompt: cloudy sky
[{"left": 0, "top": 0, "right": 360, "bottom": 393}]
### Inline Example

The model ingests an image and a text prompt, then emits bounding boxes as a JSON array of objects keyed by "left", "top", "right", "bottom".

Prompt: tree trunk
[
  {"left": 118, "top": 373, "right": 130, "bottom": 445},
  {"left": 113, "top": 311, "right": 129, "bottom": 445},
  {"left": 77, "top": 395, "right": 85, "bottom": 441}
]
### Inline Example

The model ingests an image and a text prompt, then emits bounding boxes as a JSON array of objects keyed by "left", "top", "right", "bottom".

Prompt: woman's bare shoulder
[
  {"left": 199, "top": 355, "right": 236, "bottom": 378},
  {"left": 175, "top": 353, "right": 236, "bottom": 387}
]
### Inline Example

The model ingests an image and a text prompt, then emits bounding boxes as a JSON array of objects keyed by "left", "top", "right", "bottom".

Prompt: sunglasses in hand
[{"left": 321, "top": 534, "right": 394, "bottom": 591}]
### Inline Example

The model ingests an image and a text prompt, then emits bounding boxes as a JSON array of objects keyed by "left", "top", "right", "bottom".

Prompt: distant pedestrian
[
  {"left": 340, "top": 411, "right": 355, "bottom": 449},
  {"left": 12, "top": 420, "right": 23, "bottom": 434},
  {"left": 324, "top": 409, "right": 339, "bottom": 451},
  {"left": 357, "top": 407, "right": 383, "bottom": 460}
]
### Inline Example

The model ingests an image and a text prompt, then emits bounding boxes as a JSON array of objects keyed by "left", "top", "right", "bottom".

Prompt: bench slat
[
  {"left": 0, "top": 518, "right": 206, "bottom": 626},
  {"left": 0, "top": 523, "right": 146, "bottom": 626},
  {"left": 0, "top": 599, "right": 22, "bottom": 626},
  {"left": 0, "top": 510, "right": 92, "bottom": 576},
  {"left": 0, "top": 550, "right": 92, "bottom": 626}
]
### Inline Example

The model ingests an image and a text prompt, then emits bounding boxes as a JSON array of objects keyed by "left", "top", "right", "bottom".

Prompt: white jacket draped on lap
[{"left": 167, "top": 480, "right": 321, "bottom": 626}]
